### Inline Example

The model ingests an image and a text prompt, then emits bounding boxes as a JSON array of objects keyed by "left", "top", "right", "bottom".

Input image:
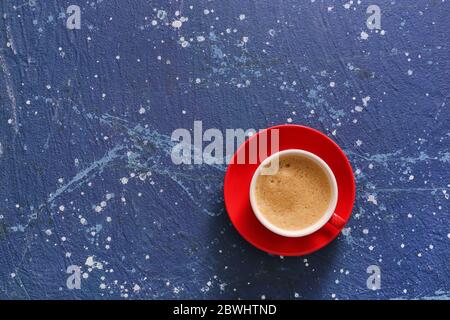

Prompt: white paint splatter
[
  {"left": 367, "top": 194, "right": 378, "bottom": 205},
  {"left": 362, "top": 96, "right": 371, "bottom": 107},
  {"left": 0, "top": 53, "right": 19, "bottom": 133},
  {"left": 171, "top": 20, "right": 182, "bottom": 28},
  {"left": 157, "top": 10, "right": 167, "bottom": 20},
  {"left": 85, "top": 256, "right": 103, "bottom": 270}
]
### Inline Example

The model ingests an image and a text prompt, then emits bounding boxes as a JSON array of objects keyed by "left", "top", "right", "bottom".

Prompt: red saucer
[{"left": 223, "top": 124, "right": 355, "bottom": 256}]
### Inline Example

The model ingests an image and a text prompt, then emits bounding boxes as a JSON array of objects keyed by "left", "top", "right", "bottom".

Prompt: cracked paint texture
[{"left": 0, "top": 0, "right": 449, "bottom": 299}]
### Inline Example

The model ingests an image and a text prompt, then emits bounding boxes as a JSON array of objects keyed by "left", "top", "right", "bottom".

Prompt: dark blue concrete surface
[{"left": 0, "top": 0, "right": 449, "bottom": 299}]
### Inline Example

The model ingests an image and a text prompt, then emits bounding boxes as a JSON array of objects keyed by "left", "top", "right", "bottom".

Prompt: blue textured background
[{"left": 0, "top": 0, "right": 449, "bottom": 299}]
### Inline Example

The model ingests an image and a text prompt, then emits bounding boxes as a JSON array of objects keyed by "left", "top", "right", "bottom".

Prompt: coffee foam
[{"left": 254, "top": 154, "right": 332, "bottom": 231}]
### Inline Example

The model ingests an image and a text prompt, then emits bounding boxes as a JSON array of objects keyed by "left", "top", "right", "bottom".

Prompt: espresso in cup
[{"left": 250, "top": 149, "right": 338, "bottom": 237}]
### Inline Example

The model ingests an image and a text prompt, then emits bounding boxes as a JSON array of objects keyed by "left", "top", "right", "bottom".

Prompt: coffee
[{"left": 253, "top": 154, "right": 332, "bottom": 231}]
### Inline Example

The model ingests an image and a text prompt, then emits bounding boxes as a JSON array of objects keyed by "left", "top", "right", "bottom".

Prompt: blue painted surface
[{"left": 0, "top": 0, "right": 449, "bottom": 299}]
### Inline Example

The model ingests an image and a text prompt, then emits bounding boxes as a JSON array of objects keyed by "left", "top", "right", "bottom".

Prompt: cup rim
[{"left": 249, "top": 149, "right": 339, "bottom": 238}]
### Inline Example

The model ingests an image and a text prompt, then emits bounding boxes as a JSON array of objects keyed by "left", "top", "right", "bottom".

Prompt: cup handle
[{"left": 328, "top": 213, "right": 346, "bottom": 230}]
